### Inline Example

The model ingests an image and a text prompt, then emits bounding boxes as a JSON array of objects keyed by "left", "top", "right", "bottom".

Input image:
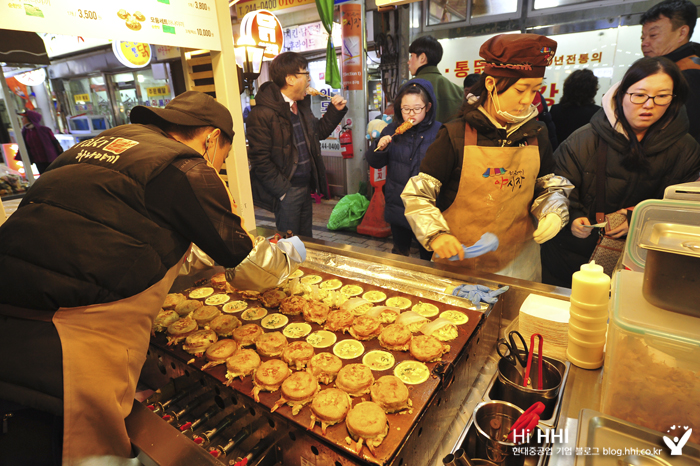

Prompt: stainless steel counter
[{"left": 130, "top": 234, "right": 598, "bottom": 466}]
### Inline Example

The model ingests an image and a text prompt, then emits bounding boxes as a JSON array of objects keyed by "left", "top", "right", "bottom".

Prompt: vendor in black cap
[
  {"left": 0, "top": 91, "right": 305, "bottom": 465},
  {"left": 402, "top": 34, "right": 574, "bottom": 281}
]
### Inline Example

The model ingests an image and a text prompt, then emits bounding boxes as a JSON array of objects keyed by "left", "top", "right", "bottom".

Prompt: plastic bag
[{"left": 327, "top": 193, "right": 370, "bottom": 231}]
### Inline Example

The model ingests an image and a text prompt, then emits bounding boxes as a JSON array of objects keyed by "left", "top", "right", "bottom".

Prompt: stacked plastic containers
[{"left": 566, "top": 261, "right": 609, "bottom": 369}]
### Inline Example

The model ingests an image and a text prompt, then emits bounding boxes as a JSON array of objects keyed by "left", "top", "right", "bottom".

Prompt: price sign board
[
  {"left": 0, "top": 0, "right": 222, "bottom": 50},
  {"left": 73, "top": 93, "right": 90, "bottom": 103},
  {"left": 146, "top": 85, "right": 171, "bottom": 97}
]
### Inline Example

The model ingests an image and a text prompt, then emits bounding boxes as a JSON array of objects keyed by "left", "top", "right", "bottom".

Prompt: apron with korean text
[
  {"left": 439, "top": 123, "right": 540, "bottom": 280},
  {"left": 53, "top": 253, "right": 186, "bottom": 465}
]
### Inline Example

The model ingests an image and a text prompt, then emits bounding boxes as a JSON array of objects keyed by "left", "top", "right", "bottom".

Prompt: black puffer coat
[
  {"left": 555, "top": 107, "right": 700, "bottom": 223},
  {"left": 366, "top": 79, "right": 441, "bottom": 229},
  {"left": 541, "top": 105, "right": 700, "bottom": 287},
  {"left": 247, "top": 81, "right": 347, "bottom": 211}
]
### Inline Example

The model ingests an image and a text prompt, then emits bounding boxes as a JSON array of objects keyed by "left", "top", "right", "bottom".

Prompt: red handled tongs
[
  {"left": 506, "top": 401, "right": 545, "bottom": 442},
  {"left": 523, "top": 333, "right": 544, "bottom": 389}
]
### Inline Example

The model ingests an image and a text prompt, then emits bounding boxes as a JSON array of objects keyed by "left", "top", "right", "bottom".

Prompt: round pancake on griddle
[
  {"left": 335, "top": 363, "right": 374, "bottom": 397},
  {"left": 232, "top": 323, "right": 263, "bottom": 347},
  {"left": 280, "top": 296, "right": 308, "bottom": 315},
  {"left": 225, "top": 348, "right": 260, "bottom": 382},
  {"left": 166, "top": 317, "right": 197, "bottom": 345},
  {"left": 303, "top": 301, "right": 331, "bottom": 325},
  {"left": 324, "top": 309, "right": 354, "bottom": 333},
  {"left": 255, "top": 331, "right": 288, "bottom": 357},
  {"left": 348, "top": 315, "right": 383, "bottom": 341},
  {"left": 174, "top": 299, "right": 203, "bottom": 317},
  {"left": 193, "top": 305, "right": 220, "bottom": 326},
  {"left": 309, "top": 388, "right": 352, "bottom": 435},
  {"left": 271, "top": 371, "right": 319, "bottom": 415},
  {"left": 153, "top": 309, "right": 179, "bottom": 333},
  {"left": 209, "top": 314, "right": 241, "bottom": 337},
  {"left": 307, "top": 352, "right": 343, "bottom": 385},
  {"left": 163, "top": 293, "right": 186, "bottom": 310},
  {"left": 346, "top": 401, "right": 389, "bottom": 454},
  {"left": 252, "top": 359, "right": 291, "bottom": 402},
  {"left": 370, "top": 375, "right": 411, "bottom": 413},
  {"left": 282, "top": 341, "right": 315, "bottom": 370},
  {"left": 378, "top": 323, "right": 412, "bottom": 351},
  {"left": 182, "top": 329, "right": 217, "bottom": 355},
  {"left": 261, "top": 289, "right": 287, "bottom": 308},
  {"left": 409, "top": 335, "right": 450, "bottom": 362}
]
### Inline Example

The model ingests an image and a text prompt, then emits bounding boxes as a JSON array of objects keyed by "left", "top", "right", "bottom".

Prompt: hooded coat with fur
[{"left": 366, "top": 79, "right": 441, "bottom": 229}]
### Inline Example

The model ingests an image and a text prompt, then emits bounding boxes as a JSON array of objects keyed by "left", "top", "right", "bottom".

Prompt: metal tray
[
  {"left": 153, "top": 266, "right": 484, "bottom": 465},
  {"left": 459, "top": 419, "right": 548, "bottom": 466},
  {"left": 575, "top": 409, "right": 700, "bottom": 466},
  {"left": 484, "top": 357, "right": 571, "bottom": 428}
]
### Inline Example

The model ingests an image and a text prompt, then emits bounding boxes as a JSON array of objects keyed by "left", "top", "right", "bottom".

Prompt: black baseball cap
[{"left": 130, "top": 91, "right": 234, "bottom": 140}]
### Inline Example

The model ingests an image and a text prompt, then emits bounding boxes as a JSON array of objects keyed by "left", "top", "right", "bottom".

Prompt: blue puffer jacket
[{"left": 366, "top": 79, "right": 442, "bottom": 229}]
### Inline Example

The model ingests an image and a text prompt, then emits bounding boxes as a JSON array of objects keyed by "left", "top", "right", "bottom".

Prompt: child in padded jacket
[{"left": 366, "top": 79, "right": 442, "bottom": 260}]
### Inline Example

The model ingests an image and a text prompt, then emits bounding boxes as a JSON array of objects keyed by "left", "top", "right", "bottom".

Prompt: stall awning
[{"left": 0, "top": 30, "right": 50, "bottom": 66}]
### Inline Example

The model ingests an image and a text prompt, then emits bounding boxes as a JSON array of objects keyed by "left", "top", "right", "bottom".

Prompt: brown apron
[
  {"left": 53, "top": 255, "right": 184, "bottom": 465},
  {"left": 439, "top": 123, "right": 540, "bottom": 274}
]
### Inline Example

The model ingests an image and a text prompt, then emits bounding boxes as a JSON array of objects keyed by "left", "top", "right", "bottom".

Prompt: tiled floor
[{"left": 254, "top": 198, "right": 423, "bottom": 257}]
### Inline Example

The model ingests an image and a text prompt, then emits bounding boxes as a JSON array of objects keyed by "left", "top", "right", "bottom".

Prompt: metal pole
[
  {"left": 0, "top": 66, "right": 36, "bottom": 185},
  {"left": 211, "top": 0, "right": 256, "bottom": 232}
]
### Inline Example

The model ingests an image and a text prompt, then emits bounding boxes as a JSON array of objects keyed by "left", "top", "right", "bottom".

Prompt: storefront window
[
  {"left": 471, "top": 0, "right": 518, "bottom": 17},
  {"left": 427, "top": 0, "right": 467, "bottom": 25},
  {"left": 109, "top": 72, "right": 139, "bottom": 126},
  {"left": 533, "top": 0, "right": 599, "bottom": 9},
  {"left": 135, "top": 68, "right": 174, "bottom": 109},
  {"left": 62, "top": 76, "right": 114, "bottom": 128}
]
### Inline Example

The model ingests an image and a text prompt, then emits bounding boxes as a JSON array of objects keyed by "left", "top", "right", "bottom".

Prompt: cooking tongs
[{"left": 523, "top": 333, "right": 544, "bottom": 389}]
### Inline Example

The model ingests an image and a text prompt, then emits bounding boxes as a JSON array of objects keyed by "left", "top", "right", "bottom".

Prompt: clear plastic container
[
  {"left": 601, "top": 269, "right": 700, "bottom": 444},
  {"left": 622, "top": 196, "right": 700, "bottom": 272}
]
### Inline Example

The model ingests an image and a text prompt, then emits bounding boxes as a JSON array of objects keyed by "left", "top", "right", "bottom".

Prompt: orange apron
[
  {"left": 439, "top": 123, "right": 540, "bottom": 277},
  {"left": 53, "top": 254, "right": 185, "bottom": 465}
]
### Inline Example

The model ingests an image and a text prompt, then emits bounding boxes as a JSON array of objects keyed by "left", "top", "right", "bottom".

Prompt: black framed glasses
[
  {"left": 295, "top": 72, "right": 310, "bottom": 77},
  {"left": 401, "top": 106, "right": 426, "bottom": 114},
  {"left": 626, "top": 93, "right": 675, "bottom": 106}
]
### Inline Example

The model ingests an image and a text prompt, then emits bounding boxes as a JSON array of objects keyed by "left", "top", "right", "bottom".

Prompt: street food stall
[{"left": 128, "top": 183, "right": 700, "bottom": 466}]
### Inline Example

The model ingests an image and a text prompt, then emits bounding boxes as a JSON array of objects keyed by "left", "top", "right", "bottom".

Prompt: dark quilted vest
[{"left": 0, "top": 124, "right": 200, "bottom": 311}]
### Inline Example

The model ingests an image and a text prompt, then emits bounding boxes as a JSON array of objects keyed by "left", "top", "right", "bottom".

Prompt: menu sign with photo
[{"left": 0, "top": 0, "right": 222, "bottom": 50}]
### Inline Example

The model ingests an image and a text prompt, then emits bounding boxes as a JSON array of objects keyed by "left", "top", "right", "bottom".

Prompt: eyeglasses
[
  {"left": 296, "top": 72, "right": 310, "bottom": 78},
  {"left": 401, "top": 106, "right": 426, "bottom": 114},
  {"left": 626, "top": 93, "right": 674, "bottom": 106}
]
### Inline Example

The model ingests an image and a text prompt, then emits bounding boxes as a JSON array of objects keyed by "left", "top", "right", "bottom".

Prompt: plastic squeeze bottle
[{"left": 566, "top": 261, "right": 610, "bottom": 369}]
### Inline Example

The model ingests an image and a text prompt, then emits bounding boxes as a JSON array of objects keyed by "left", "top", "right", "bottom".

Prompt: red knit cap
[{"left": 479, "top": 34, "right": 557, "bottom": 78}]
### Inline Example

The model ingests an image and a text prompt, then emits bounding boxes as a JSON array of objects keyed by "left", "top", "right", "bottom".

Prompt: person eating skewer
[{"left": 367, "top": 79, "right": 441, "bottom": 260}]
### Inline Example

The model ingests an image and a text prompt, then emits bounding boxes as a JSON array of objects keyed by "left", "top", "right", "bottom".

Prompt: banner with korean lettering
[
  {"left": 438, "top": 26, "right": 700, "bottom": 109},
  {"left": 0, "top": 0, "right": 222, "bottom": 51},
  {"left": 340, "top": 3, "right": 362, "bottom": 91}
]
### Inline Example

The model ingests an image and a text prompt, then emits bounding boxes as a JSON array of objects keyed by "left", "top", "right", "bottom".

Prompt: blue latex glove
[
  {"left": 435, "top": 233, "right": 499, "bottom": 261},
  {"left": 277, "top": 236, "right": 307, "bottom": 263},
  {"left": 452, "top": 284, "right": 510, "bottom": 304}
]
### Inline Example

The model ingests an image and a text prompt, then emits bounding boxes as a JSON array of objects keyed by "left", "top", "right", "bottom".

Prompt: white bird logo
[{"left": 663, "top": 427, "right": 692, "bottom": 456}]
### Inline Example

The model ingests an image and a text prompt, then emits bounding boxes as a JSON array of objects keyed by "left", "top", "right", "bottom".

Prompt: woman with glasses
[
  {"left": 367, "top": 79, "right": 441, "bottom": 259},
  {"left": 541, "top": 56, "right": 700, "bottom": 287},
  {"left": 401, "top": 34, "right": 573, "bottom": 281}
]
